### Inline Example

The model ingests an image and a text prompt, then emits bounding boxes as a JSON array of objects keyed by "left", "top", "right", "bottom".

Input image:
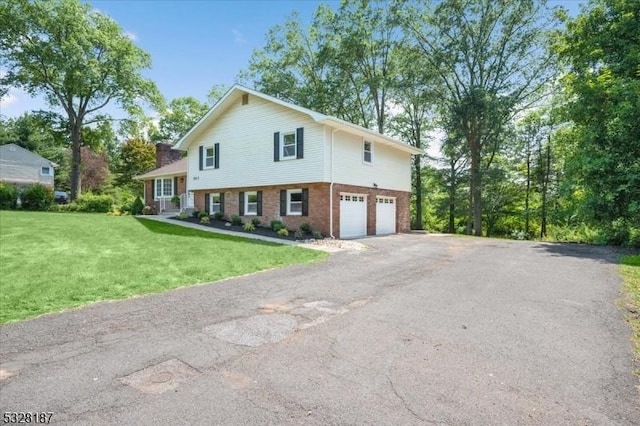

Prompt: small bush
[
  {"left": 294, "top": 229, "right": 305, "bottom": 240},
  {"left": 192, "top": 210, "right": 201, "bottom": 218},
  {"left": 213, "top": 211, "right": 225, "bottom": 220},
  {"left": 21, "top": 183, "right": 54, "bottom": 211},
  {"left": 198, "top": 211, "right": 209, "bottom": 218},
  {"left": 177, "top": 212, "right": 188, "bottom": 219},
  {"left": 271, "top": 219, "right": 285, "bottom": 232},
  {"left": 76, "top": 193, "right": 113, "bottom": 213},
  {"left": 231, "top": 214, "right": 243, "bottom": 226},
  {"left": 200, "top": 215, "right": 210, "bottom": 224},
  {"left": 243, "top": 222, "right": 256, "bottom": 232},
  {"left": 142, "top": 205, "right": 156, "bottom": 215},
  {"left": 299, "top": 222, "right": 312, "bottom": 234},
  {"left": 0, "top": 183, "right": 19, "bottom": 210},
  {"left": 312, "top": 231, "right": 323, "bottom": 240},
  {"left": 171, "top": 195, "right": 180, "bottom": 207},
  {"left": 251, "top": 217, "right": 261, "bottom": 226},
  {"left": 277, "top": 227, "right": 289, "bottom": 237},
  {"left": 130, "top": 196, "right": 144, "bottom": 215}
]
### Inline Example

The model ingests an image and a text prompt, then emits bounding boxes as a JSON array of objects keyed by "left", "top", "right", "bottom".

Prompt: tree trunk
[
  {"left": 470, "top": 138, "right": 482, "bottom": 236},
  {"left": 448, "top": 158, "right": 456, "bottom": 233},
  {"left": 70, "top": 124, "right": 82, "bottom": 201},
  {"left": 413, "top": 155, "right": 423, "bottom": 230},
  {"left": 540, "top": 136, "right": 551, "bottom": 238}
]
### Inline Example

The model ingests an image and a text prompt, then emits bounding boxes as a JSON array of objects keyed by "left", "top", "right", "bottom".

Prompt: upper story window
[
  {"left": 282, "top": 132, "right": 297, "bottom": 159},
  {"left": 155, "top": 178, "right": 173, "bottom": 198},
  {"left": 41, "top": 166, "right": 52, "bottom": 176},
  {"left": 204, "top": 145, "right": 215, "bottom": 168},
  {"left": 363, "top": 141, "right": 373, "bottom": 164}
]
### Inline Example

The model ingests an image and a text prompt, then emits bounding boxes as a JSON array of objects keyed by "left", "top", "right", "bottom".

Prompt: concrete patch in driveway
[{"left": 118, "top": 358, "right": 201, "bottom": 395}]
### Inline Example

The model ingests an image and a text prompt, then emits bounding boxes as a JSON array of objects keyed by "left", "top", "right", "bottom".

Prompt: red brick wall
[
  {"left": 143, "top": 175, "right": 187, "bottom": 211},
  {"left": 155, "top": 142, "right": 182, "bottom": 168},
  {"left": 193, "top": 182, "right": 411, "bottom": 239}
]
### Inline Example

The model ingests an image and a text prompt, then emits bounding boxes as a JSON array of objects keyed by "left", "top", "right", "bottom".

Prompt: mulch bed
[{"left": 170, "top": 216, "right": 300, "bottom": 241}]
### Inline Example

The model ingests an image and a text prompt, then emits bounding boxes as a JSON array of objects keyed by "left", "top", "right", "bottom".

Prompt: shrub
[
  {"left": 213, "top": 211, "right": 225, "bottom": 220},
  {"left": 21, "top": 183, "right": 54, "bottom": 211},
  {"left": 177, "top": 212, "right": 188, "bottom": 219},
  {"left": 0, "top": 183, "right": 19, "bottom": 210},
  {"left": 130, "top": 196, "right": 144, "bottom": 215},
  {"left": 271, "top": 219, "right": 285, "bottom": 232},
  {"left": 243, "top": 222, "right": 256, "bottom": 232},
  {"left": 312, "top": 231, "right": 323, "bottom": 240},
  {"left": 171, "top": 195, "right": 180, "bottom": 207},
  {"left": 200, "top": 215, "right": 210, "bottom": 224},
  {"left": 198, "top": 211, "right": 209, "bottom": 219},
  {"left": 277, "top": 227, "right": 289, "bottom": 237},
  {"left": 192, "top": 210, "right": 201, "bottom": 218},
  {"left": 231, "top": 214, "right": 243, "bottom": 226},
  {"left": 251, "top": 217, "right": 261, "bottom": 226},
  {"left": 142, "top": 205, "right": 156, "bottom": 215},
  {"left": 294, "top": 230, "right": 305, "bottom": 240},
  {"left": 299, "top": 222, "right": 312, "bottom": 234},
  {"left": 76, "top": 193, "right": 113, "bottom": 213}
]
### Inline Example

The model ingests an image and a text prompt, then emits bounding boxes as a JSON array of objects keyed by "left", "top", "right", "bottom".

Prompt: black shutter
[
  {"left": 220, "top": 193, "right": 225, "bottom": 213},
  {"left": 199, "top": 146, "right": 203, "bottom": 170},
  {"left": 257, "top": 191, "right": 263, "bottom": 216},
  {"left": 173, "top": 177, "right": 178, "bottom": 195},
  {"left": 204, "top": 193, "right": 210, "bottom": 214},
  {"left": 239, "top": 192, "right": 245, "bottom": 216},
  {"left": 296, "top": 127, "right": 304, "bottom": 159},
  {"left": 280, "top": 190, "right": 287, "bottom": 216},
  {"left": 151, "top": 180, "right": 155, "bottom": 200},
  {"left": 302, "top": 188, "right": 309, "bottom": 216},
  {"left": 214, "top": 143, "right": 220, "bottom": 169},
  {"left": 273, "top": 132, "right": 280, "bottom": 162}
]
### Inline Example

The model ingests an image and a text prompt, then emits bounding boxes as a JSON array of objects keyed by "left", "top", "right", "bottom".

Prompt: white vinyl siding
[{"left": 187, "top": 96, "right": 324, "bottom": 191}]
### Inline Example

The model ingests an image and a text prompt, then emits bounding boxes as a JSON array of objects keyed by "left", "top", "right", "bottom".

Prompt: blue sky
[{"left": 0, "top": 0, "right": 584, "bottom": 120}]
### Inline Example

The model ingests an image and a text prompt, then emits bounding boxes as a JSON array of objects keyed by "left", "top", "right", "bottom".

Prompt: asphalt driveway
[{"left": 1, "top": 234, "right": 638, "bottom": 425}]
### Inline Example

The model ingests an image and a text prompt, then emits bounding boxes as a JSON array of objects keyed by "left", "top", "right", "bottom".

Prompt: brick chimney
[{"left": 155, "top": 142, "right": 182, "bottom": 168}]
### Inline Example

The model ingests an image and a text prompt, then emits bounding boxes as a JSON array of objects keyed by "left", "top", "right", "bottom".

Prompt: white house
[{"left": 171, "top": 85, "right": 420, "bottom": 239}]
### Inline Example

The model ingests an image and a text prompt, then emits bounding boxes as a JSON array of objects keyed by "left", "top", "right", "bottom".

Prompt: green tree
[
  {"left": 557, "top": 0, "right": 640, "bottom": 228},
  {"left": 0, "top": 0, "right": 163, "bottom": 200},
  {"left": 115, "top": 138, "right": 156, "bottom": 191},
  {"left": 154, "top": 97, "right": 209, "bottom": 142},
  {"left": 401, "top": 0, "right": 560, "bottom": 236}
]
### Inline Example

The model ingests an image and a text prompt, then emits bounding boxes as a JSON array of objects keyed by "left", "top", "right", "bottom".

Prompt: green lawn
[
  {"left": 621, "top": 255, "right": 640, "bottom": 371},
  {"left": 0, "top": 211, "right": 326, "bottom": 323}
]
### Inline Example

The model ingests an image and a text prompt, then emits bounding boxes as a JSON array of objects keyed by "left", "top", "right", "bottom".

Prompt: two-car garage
[{"left": 339, "top": 193, "right": 396, "bottom": 239}]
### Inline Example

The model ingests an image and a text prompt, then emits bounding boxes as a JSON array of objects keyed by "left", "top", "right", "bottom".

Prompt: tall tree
[
  {"left": 154, "top": 97, "right": 209, "bottom": 142},
  {"left": 0, "top": 0, "right": 163, "bottom": 200},
  {"left": 401, "top": 0, "right": 559, "bottom": 236},
  {"left": 115, "top": 138, "right": 156, "bottom": 190}
]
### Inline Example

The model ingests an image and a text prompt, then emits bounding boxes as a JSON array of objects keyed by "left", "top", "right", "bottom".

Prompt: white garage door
[
  {"left": 376, "top": 196, "right": 396, "bottom": 235},
  {"left": 340, "top": 193, "right": 367, "bottom": 239}
]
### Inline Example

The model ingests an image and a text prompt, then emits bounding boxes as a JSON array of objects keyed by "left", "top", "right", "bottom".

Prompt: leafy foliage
[
  {"left": 0, "top": 183, "right": 19, "bottom": 210},
  {"left": 20, "top": 183, "right": 54, "bottom": 211}
]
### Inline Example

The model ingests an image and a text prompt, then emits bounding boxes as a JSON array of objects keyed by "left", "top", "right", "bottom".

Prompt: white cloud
[
  {"left": 232, "top": 29, "right": 247, "bottom": 44},
  {"left": 125, "top": 31, "right": 138, "bottom": 41},
  {"left": 0, "top": 92, "right": 18, "bottom": 109}
]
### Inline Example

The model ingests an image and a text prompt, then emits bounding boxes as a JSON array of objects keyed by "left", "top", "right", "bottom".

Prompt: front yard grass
[
  {"left": 621, "top": 255, "right": 640, "bottom": 370},
  {"left": 0, "top": 211, "right": 326, "bottom": 324}
]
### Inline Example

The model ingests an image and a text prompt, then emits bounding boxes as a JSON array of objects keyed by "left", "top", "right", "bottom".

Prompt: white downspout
[{"left": 329, "top": 128, "right": 340, "bottom": 239}]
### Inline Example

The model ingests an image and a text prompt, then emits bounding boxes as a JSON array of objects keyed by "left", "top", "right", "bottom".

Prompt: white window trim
[
  {"left": 40, "top": 166, "right": 53, "bottom": 176},
  {"left": 210, "top": 192, "right": 221, "bottom": 213},
  {"left": 154, "top": 177, "right": 173, "bottom": 199},
  {"left": 245, "top": 191, "right": 258, "bottom": 216},
  {"left": 203, "top": 145, "right": 215, "bottom": 169},
  {"left": 281, "top": 131, "right": 297, "bottom": 160},
  {"left": 363, "top": 140, "right": 374, "bottom": 165},
  {"left": 287, "top": 189, "right": 303, "bottom": 216}
]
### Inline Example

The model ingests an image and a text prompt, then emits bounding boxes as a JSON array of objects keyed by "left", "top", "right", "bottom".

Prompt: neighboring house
[
  {"left": 0, "top": 143, "right": 56, "bottom": 188},
  {"left": 171, "top": 85, "right": 421, "bottom": 239},
  {"left": 136, "top": 142, "right": 187, "bottom": 213}
]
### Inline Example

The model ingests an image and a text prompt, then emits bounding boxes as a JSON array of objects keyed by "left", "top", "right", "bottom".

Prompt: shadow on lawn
[
  {"left": 134, "top": 217, "right": 280, "bottom": 247},
  {"left": 532, "top": 241, "right": 638, "bottom": 265}
]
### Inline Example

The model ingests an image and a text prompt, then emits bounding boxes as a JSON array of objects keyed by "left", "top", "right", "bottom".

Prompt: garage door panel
[
  {"left": 376, "top": 196, "right": 396, "bottom": 235},
  {"left": 340, "top": 193, "right": 367, "bottom": 239}
]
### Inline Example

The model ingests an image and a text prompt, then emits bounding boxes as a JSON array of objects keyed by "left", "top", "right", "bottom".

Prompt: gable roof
[
  {"left": 135, "top": 157, "right": 187, "bottom": 180},
  {"left": 0, "top": 143, "right": 56, "bottom": 167},
  {"left": 173, "top": 85, "right": 421, "bottom": 155}
]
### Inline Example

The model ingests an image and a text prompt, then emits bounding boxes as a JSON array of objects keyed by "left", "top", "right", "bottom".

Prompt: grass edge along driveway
[
  {"left": 0, "top": 211, "right": 327, "bottom": 324},
  {"left": 621, "top": 254, "right": 640, "bottom": 372}
]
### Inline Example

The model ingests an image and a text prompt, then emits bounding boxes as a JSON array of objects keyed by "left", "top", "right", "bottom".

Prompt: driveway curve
[{"left": 1, "top": 234, "right": 637, "bottom": 425}]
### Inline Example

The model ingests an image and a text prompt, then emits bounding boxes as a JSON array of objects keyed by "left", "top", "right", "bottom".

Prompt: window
[
  {"left": 282, "top": 132, "right": 296, "bottom": 159},
  {"left": 204, "top": 145, "right": 215, "bottom": 168},
  {"left": 210, "top": 193, "right": 221, "bottom": 213},
  {"left": 155, "top": 178, "right": 173, "bottom": 198},
  {"left": 245, "top": 191, "right": 258, "bottom": 215},
  {"left": 287, "top": 189, "right": 302, "bottom": 215},
  {"left": 363, "top": 141, "right": 373, "bottom": 164},
  {"left": 41, "top": 166, "right": 52, "bottom": 176},
  {"left": 242, "top": 93, "right": 249, "bottom": 105}
]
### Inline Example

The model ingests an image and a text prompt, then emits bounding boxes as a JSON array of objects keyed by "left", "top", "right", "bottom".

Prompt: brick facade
[
  {"left": 144, "top": 174, "right": 187, "bottom": 212},
  {"left": 193, "top": 182, "right": 410, "bottom": 239}
]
